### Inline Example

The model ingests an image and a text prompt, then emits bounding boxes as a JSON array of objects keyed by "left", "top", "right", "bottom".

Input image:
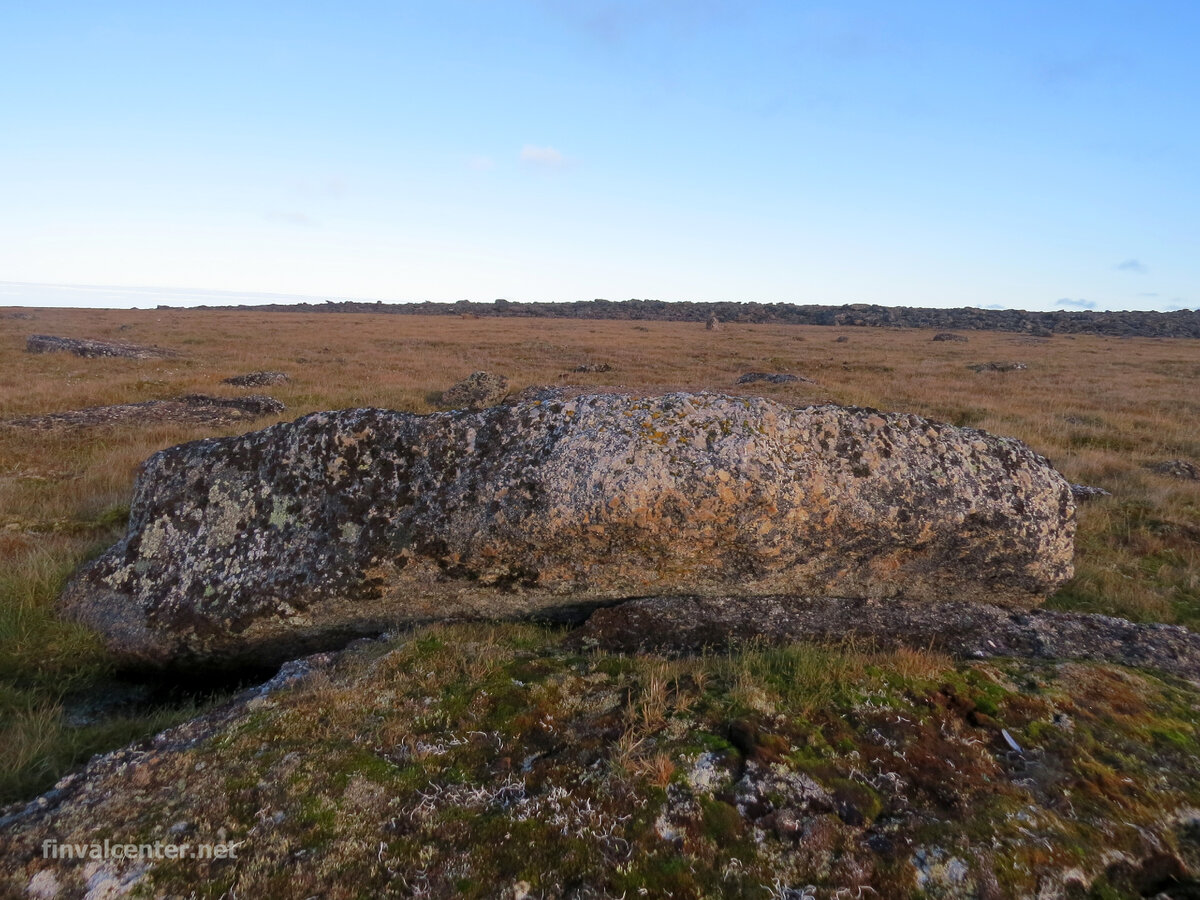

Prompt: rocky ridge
[{"left": 189, "top": 299, "right": 1200, "bottom": 339}]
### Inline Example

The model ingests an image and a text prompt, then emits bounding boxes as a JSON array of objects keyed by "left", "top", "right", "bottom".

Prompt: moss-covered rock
[{"left": 2, "top": 624, "right": 1197, "bottom": 898}]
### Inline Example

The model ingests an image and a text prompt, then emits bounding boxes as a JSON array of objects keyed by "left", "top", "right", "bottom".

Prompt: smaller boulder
[
  {"left": 26, "top": 334, "right": 177, "bottom": 359},
  {"left": 222, "top": 371, "right": 290, "bottom": 387},
  {"left": 1070, "top": 483, "right": 1111, "bottom": 501},
  {"left": 835, "top": 335, "right": 849, "bottom": 343},
  {"left": 439, "top": 371, "right": 509, "bottom": 410},
  {"left": 932, "top": 333, "right": 968, "bottom": 342},
  {"left": 1148, "top": 459, "right": 1200, "bottom": 481},
  {"left": 176, "top": 395, "right": 286, "bottom": 417},
  {"left": 968, "top": 362, "right": 1027, "bottom": 373},
  {"left": 572, "top": 363, "right": 613, "bottom": 373}
]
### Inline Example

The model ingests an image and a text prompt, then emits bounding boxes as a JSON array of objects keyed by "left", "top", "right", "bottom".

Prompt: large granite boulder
[{"left": 60, "top": 393, "right": 1075, "bottom": 667}]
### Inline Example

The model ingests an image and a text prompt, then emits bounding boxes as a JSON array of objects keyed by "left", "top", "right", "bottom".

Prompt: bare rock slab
[
  {"left": 736, "top": 372, "right": 814, "bottom": 385},
  {"left": 6, "top": 395, "right": 284, "bottom": 429},
  {"left": 572, "top": 595, "right": 1200, "bottom": 681},
  {"left": 60, "top": 392, "right": 1075, "bottom": 666},
  {"left": 25, "top": 334, "right": 178, "bottom": 359}
]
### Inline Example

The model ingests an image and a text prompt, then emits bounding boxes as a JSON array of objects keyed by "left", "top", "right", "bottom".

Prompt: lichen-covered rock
[
  {"left": 60, "top": 393, "right": 1074, "bottom": 666},
  {"left": 439, "top": 371, "right": 509, "bottom": 410}
]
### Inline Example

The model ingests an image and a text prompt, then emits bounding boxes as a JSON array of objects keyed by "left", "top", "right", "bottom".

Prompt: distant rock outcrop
[
  {"left": 1148, "top": 459, "right": 1199, "bottom": 481},
  {"left": 6, "top": 395, "right": 284, "bottom": 430},
  {"left": 439, "top": 371, "right": 509, "bottom": 410},
  {"left": 25, "top": 334, "right": 177, "bottom": 359},
  {"left": 60, "top": 393, "right": 1075, "bottom": 667},
  {"left": 932, "top": 332, "right": 968, "bottom": 342},
  {"left": 193, "top": 299, "right": 1200, "bottom": 339},
  {"left": 968, "top": 361, "right": 1027, "bottom": 373},
  {"left": 736, "top": 373, "right": 813, "bottom": 385},
  {"left": 222, "top": 371, "right": 289, "bottom": 387}
]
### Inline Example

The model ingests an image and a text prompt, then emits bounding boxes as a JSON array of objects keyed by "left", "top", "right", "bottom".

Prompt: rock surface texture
[
  {"left": 25, "top": 334, "right": 178, "bottom": 359},
  {"left": 60, "top": 392, "right": 1075, "bottom": 666}
]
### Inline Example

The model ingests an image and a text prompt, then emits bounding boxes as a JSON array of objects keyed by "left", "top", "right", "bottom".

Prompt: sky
[{"left": 1, "top": 1, "right": 1197, "bottom": 311}]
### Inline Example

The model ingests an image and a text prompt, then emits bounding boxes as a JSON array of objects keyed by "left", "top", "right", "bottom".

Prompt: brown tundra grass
[{"left": 0, "top": 305, "right": 1197, "bottom": 801}]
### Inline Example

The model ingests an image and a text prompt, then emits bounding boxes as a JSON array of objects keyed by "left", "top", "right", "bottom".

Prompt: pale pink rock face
[{"left": 60, "top": 392, "right": 1074, "bottom": 667}]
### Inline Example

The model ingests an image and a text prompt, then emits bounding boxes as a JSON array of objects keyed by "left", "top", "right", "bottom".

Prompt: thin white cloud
[
  {"left": 520, "top": 144, "right": 567, "bottom": 168},
  {"left": 467, "top": 155, "right": 495, "bottom": 171},
  {"left": 1116, "top": 258, "right": 1147, "bottom": 273},
  {"left": 1055, "top": 298, "right": 1096, "bottom": 309}
]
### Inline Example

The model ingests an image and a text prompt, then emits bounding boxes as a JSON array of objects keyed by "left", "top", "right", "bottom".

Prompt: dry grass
[{"left": 1, "top": 305, "right": 1198, "bottom": 800}]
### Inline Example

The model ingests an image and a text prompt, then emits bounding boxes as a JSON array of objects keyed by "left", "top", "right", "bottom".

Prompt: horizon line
[{"left": 0, "top": 280, "right": 1193, "bottom": 315}]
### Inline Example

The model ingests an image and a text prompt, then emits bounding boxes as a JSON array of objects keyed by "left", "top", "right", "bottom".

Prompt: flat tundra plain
[{"left": 0, "top": 306, "right": 1197, "bottom": 798}]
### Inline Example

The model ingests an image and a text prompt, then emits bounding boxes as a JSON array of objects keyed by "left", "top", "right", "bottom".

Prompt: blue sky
[{"left": 1, "top": 2, "right": 1196, "bottom": 310}]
